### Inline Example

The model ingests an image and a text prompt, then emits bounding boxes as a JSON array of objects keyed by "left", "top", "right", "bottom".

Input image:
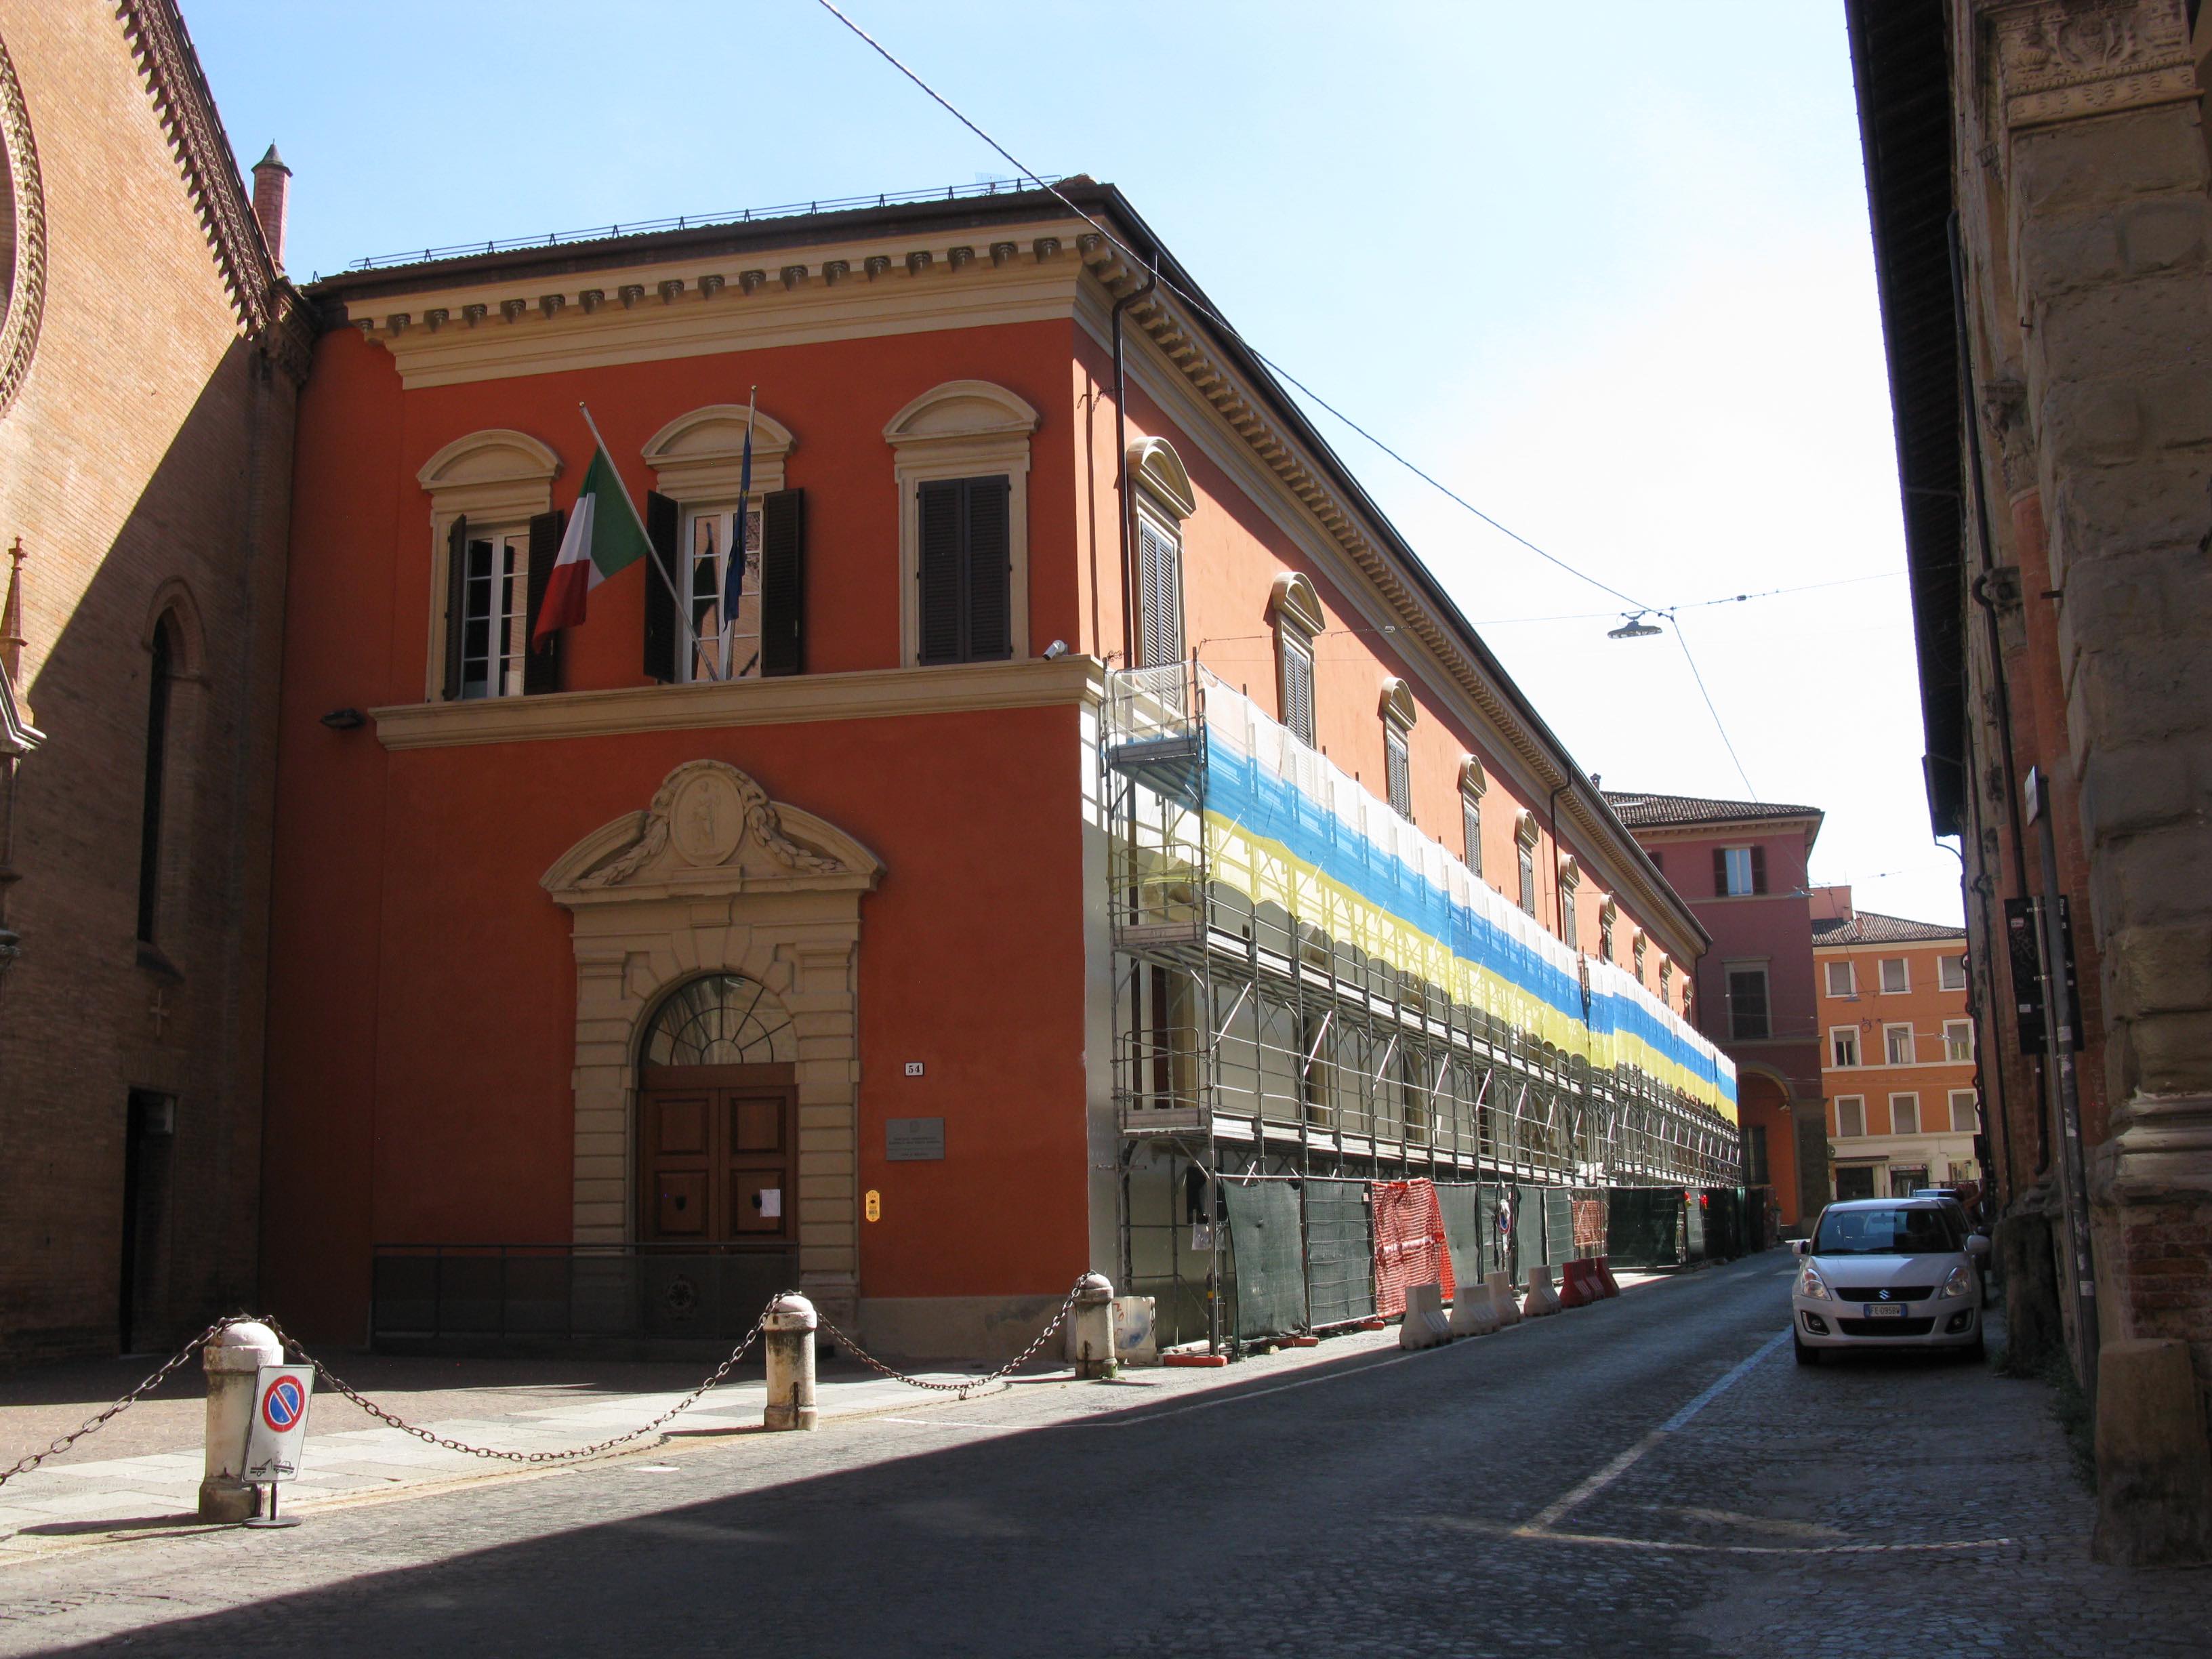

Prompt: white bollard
[
  {"left": 1523, "top": 1264, "right": 1563, "bottom": 1319},
  {"left": 1066, "top": 1272, "right": 1118, "bottom": 1378},
  {"left": 1486, "top": 1270, "right": 1523, "bottom": 1328},
  {"left": 200, "top": 1320, "right": 281, "bottom": 1522},
  {"left": 762, "top": 1293, "right": 819, "bottom": 1432},
  {"left": 1449, "top": 1282, "right": 1500, "bottom": 1338}
]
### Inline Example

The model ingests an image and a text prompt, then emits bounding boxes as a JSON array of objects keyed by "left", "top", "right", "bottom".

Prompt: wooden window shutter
[
  {"left": 1385, "top": 726, "right": 1411, "bottom": 818},
  {"left": 1713, "top": 846, "right": 1729, "bottom": 895},
  {"left": 643, "top": 490, "right": 679, "bottom": 682},
  {"left": 1282, "top": 635, "right": 1314, "bottom": 745},
  {"left": 1750, "top": 844, "right": 1768, "bottom": 895},
  {"left": 916, "top": 478, "right": 963, "bottom": 664},
  {"left": 1136, "top": 518, "right": 1183, "bottom": 668},
  {"left": 523, "top": 509, "right": 565, "bottom": 696},
  {"left": 964, "top": 475, "right": 1012, "bottom": 661},
  {"left": 759, "top": 489, "right": 805, "bottom": 678},
  {"left": 441, "top": 514, "right": 468, "bottom": 701}
]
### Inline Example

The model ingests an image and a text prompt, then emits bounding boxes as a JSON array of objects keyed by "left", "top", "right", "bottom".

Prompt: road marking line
[
  {"left": 1427, "top": 1514, "right": 2020, "bottom": 1555},
  {"left": 1515, "top": 1329, "right": 1788, "bottom": 1534},
  {"left": 878, "top": 1418, "right": 1015, "bottom": 1431}
]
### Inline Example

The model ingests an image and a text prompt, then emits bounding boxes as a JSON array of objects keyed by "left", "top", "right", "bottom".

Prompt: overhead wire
[
  {"left": 807, "top": 0, "right": 1656, "bottom": 613},
  {"left": 1474, "top": 569, "right": 1906, "bottom": 626},
  {"left": 808, "top": 0, "right": 1762, "bottom": 800}
]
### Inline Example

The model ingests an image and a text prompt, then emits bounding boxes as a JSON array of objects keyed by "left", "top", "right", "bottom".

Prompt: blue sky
[{"left": 187, "top": 0, "right": 1958, "bottom": 924}]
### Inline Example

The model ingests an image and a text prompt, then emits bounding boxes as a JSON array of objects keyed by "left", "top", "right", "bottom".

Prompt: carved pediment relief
[{"left": 542, "top": 759, "right": 882, "bottom": 904}]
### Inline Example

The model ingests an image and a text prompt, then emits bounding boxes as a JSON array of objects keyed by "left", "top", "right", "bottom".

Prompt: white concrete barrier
[
  {"left": 1449, "top": 1282, "right": 1500, "bottom": 1337},
  {"left": 1486, "top": 1270, "right": 1523, "bottom": 1328},
  {"left": 1399, "top": 1281, "right": 1454, "bottom": 1349},
  {"left": 1523, "top": 1264, "right": 1562, "bottom": 1318}
]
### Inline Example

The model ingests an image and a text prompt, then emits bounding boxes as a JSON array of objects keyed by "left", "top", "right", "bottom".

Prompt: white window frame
[
  {"left": 452, "top": 523, "right": 533, "bottom": 701},
  {"left": 641, "top": 404, "right": 796, "bottom": 685},
  {"left": 416, "top": 428, "right": 562, "bottom": 703},
  {"left": 1889, "top": 1092, "right": 1921, "bottom": 1136},
  {"left": 1721, "top": 845, "right": 1755, "bottom": 897},
  {"left": 1879, "top": 956, "right": 1910, "bottom": 994},
  {"left": 1597, "top": 897, "right": 1616, "bottom": 964},
  {"left": 884, "top": 381, "right": 1040, "bottom": 667},
  {"left": 1942, "top": 1019, "right": 1973, "bottom": 1062},
  {"left": 1825, "top": 959, "right": 1856, "bottom": 998},
  {"left": 1835, "top": 1096, "right": 1866, "bottom": 1139},
  {"left": 1884, "top": 1023, "right": 1915, "bottom": 1066},
  {"left": 1938, "top": 954, "right": 1967, "bottom": 991},
  {"left": 1130, "top": 436, "right": 1197, "bottom": 670},
  {"left": 1269, "top": 572, "right": 1324, "bottom": 749},
  {"left": 1830, "top": 1026, "right": 1860, "bottom": 1069},
  {"left": 1948, "top": 1088, "right": 1978, "bottom": 1134},
  {"left": 1379, "top": 678, "right": 1416, "bottom": 821}
]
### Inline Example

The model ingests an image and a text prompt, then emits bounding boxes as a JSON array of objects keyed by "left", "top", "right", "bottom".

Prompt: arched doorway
[{"left": 636, "top": 974, "right": 798, "bottom": 1246}]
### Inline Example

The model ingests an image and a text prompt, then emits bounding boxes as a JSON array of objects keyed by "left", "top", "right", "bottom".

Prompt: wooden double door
[{"left": 639, "top": 1065, "right": 795, "bottom": 1243}]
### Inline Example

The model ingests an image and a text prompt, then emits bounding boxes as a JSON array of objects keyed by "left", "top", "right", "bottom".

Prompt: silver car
[{"left": 1791, "top": 1197, "right": 1990, "bottom": 1364}]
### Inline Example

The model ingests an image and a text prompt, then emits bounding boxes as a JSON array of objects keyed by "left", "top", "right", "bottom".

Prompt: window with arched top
[
  {"left": 1379, "top": 678, "right": 1416, "bottom": 820},
  {"left": 640, "top": 974, "right": 796, "bottom": 1067},
  {"left": 1269, "top": 573, "right": 1324, "bottom": 746},
  {"left": 1458, "top": 756, "right": 1486, "bottom": 880},
  {"left": 415, "top": 428, "right": 564, "bottom": 702},
  {"left": 884, "top": 380, "right": 1039, "bottom": 665},
  {"left": 136, "top": 612, "right": 180, "bottom": 944},
  {"left": 1128, "top": 436, "right": 1195, "bottom": 669}
]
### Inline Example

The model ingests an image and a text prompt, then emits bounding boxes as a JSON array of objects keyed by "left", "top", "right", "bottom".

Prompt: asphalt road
[{"left": 0, "top": 1254, "right": 2200, "bottom": 1657}]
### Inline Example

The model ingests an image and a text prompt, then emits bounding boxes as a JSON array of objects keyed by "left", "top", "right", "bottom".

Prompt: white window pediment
[
  {"left": 642, "top": 405, "right": 796, "bottom": 498},
  {"left": 883, "top": 378, "right": 1040, "bottom": 462},
  {"left": 416, "top": 428, "right": 562, "bottom": 522},
  {"left": 885, "top": 380, "right": 1038, "bottom": 664},
  {"left": 1128, "top": 434, "right": 1197, "bottom": 520}
]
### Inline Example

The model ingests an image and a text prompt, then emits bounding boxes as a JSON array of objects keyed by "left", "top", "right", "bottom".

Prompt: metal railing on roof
[{"left": 346, "top": 177, "right": 1069, "bottom": 272}]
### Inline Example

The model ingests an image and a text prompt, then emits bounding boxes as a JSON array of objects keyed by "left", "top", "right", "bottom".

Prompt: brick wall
[{"left": 0, "top": 2, "right": 297, "bottom": 1359}]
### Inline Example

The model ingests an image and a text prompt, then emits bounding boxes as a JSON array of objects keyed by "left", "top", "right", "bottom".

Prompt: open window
[
  {"left": 1269, "top": 572, "right": 1324, "bottom": 747},
  {"left": 417, "top": 429, "right": 564, "bottom": 701},
  {"left": 642, "top": 405, "right": 802, "bottom": 682}
]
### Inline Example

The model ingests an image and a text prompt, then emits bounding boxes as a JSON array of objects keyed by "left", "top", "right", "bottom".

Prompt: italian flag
[{"left": 533, "top": 444, "right": 651, "bottom": 650}]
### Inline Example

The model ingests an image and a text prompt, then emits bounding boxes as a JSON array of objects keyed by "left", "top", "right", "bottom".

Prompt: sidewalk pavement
[{"left": 0, "top": 1264, "right": 1690, "bottom": 1558}]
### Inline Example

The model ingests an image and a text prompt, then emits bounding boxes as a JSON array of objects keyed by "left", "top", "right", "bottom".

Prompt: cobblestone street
[{"left": 0, "top": 1256, "right": 2200, "bottom": 1656}]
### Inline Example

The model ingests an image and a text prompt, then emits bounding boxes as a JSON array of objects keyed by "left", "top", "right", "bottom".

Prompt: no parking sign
[{"left": 242, "top": 1365, "right": 314, "bottom": 1483}]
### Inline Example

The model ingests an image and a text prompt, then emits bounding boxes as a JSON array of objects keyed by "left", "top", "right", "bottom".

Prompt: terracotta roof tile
[
  {"left": 1601, "top": 790, "right": 1823, "bottom": 830},
  {"left": 1811, "top": 909, "right": 1965, "bottom": 946}
]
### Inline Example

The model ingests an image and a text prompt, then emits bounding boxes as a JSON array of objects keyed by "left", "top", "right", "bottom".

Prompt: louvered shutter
[
  {"left": 441, "top": 514, "right": 468, "bottom": 701},
  {"left": 759, "top": 489, "right": 805, "bottom": 678},
  {"left": 522, "top": 510, "right": 565, "bottom": 695},
  {"left": 1385, "top": 726, "right": 1412, "bottom": 818},
  {"left": 1462, "top": 794, "right": 1482, "bottom": 876},
  {"left": 641, "top": 491, "right": 680, "bottom": 682},
  {"left": 1750, "top": 844, "right": 1768, "bottom": 895},
  {"left": 916, "top": 478, "right": 963, "bottom": 664},
  {"left": 1713, "top": 847, "right": 1729, "bottom": 895},
  {"left": 1136, "top": 518, "right": 1183, "bottom": 668},
  {"left": 1282, "top": 636, "right": 1315, "bottom": 745},
  {"left": 964, "top": 475, "right": 1012, "bottom": 661}
]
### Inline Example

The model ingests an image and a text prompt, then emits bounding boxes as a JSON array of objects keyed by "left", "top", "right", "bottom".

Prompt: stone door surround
[{"left": 542, "top": 759, "right": 882, "bottom": 1321}]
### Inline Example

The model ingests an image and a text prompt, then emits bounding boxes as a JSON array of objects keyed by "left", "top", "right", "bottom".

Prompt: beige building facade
[
  {"left": 0, "top": 1, "right": 306, "bottom": 1359},
  {"left": 1849, "top": 0, "right": 2212, "bottom": 1562}
]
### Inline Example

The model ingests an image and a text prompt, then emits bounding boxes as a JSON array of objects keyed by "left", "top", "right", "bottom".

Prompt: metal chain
[
  {"left": 812, "top": 1277, "right": 1090, "bottom": 1400},
  {"left": 3, "top": 1280, "right": 1097, "bottom": 1485},
  {"left": 260, "top": 1309, "right": 773, "bottom": 1465},
  {"left": 0, "top": 1315, "right": 234, "bottom": 1488}
]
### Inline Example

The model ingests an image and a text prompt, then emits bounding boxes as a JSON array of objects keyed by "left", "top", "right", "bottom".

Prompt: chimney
[{"left": 251, "top": 144, "right": 291, "bottom": 270}]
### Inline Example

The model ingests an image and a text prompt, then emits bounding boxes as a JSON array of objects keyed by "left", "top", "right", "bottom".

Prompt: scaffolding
[{"left": 1102, "top": 661, "right": 1743, "bottom": 1352}]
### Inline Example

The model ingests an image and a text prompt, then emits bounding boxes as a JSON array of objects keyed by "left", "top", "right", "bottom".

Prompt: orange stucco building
[
  {"left": 1812, "top": 888, "right": 1978, "bottom": 1202},
  {"left": 264, "top": 182, "right": 1738, "bottom": 1357}
]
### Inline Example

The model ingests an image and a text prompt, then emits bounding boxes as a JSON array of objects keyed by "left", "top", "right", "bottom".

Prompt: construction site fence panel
[
  {"left": 1220, "top": 1179, "right": 1308, "bottom": 1342},
  {"left": 1605, "top": 1187, "right": 1688, "bottom": 1269},
  {"left": 1302, "top": 1176, "right": 1376, "bottom": 1330},
  {"left": 1370, "top": 1179, "right": 1452, "bottom": 1319},
  {"left": 1434, "top": 1183, "right": 1487, "bottom": 1288}
]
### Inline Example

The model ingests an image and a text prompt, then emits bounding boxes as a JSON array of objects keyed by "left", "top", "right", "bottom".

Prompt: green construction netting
[
  {"left": 1543, "top": 1188, "right": 1577, "bottom": 1265},
  {"left": 1605, "top": 1187, "right": 1684, "bottom": 1267},
  {"left": 1303, "top": 1177, "right": 1376, "bottom": 1328},
  {"left": 1435, "top": 1183, "right": 1486, "bottom": 1289},
  {"left": 1221, "top": 1179, "right": 1308, "bottom": 1342},
  {"left": 1513, "top": 1185, "right": 1546, "bottom": 1284}
]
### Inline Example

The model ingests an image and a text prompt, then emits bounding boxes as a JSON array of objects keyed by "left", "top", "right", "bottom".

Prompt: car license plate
[{"left": 1862, "top": 1303, "right": 1908, "bottom": 1319}]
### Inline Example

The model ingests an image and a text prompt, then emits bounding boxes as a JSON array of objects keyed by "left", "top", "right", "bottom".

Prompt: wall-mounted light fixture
[
  {"left": 1041, "top": 640, "right": 1069, "bottom": 660},
  {"left": 320, "top": 708, "right": 366, "bottom": 731}
]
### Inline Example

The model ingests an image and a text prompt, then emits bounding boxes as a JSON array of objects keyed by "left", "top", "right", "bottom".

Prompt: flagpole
[
  {"left": 723, "top": 385, "right": 758, "bottom": 682},
  {"left": 577, "top": 401, "right": 694, "bottom": 669}
]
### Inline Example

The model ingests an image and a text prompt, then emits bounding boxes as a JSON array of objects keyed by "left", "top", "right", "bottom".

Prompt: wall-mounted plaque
[{"left": 886, "top": 1118, "right": 945, "bottom": 1162}]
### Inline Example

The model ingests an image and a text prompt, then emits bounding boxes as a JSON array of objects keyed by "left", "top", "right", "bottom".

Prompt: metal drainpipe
[
  {"left": 1948, "top": 211, "right": 2045, "bottom": 1187},
  {"left": 1111, "top": 264, "right": 1159, "bottom": 666}
]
